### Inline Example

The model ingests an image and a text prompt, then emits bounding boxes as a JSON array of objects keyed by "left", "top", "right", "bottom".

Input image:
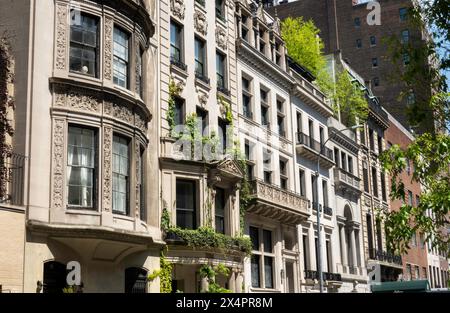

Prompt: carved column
[
  {"left": 51, "top": 119, "right": 66, "bottom": 209},
  {"left": 350, "top": 227, "right": 358, "bottom": 270},
  {"left": 104, "top": 17, "right": 114, "bottom": 82},
  {"left": 235, "top": 271, "right": 243, "bottom": 293},
  {"left": 55, "top": 3, "right": 68, "bottom": 72},
  {"left": 340, "top": 224, "right": 348, "bottom": 268},
  {"left": 228, "top": 270, "right": 236, "bottom": 293},
  {"left": 102, "top": 127, "right": 113, "bottom": 212},
  {"left": 297, "top": 224, "right": 305, "bottom": 284}
]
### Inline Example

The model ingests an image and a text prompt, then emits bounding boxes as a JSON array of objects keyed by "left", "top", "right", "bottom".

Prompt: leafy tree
[
  {"left": 281, "top": 17, "right": 325, "bottom": 77},
  {"left": 379, "top": 2, "right": 450, "bottom": 256}
]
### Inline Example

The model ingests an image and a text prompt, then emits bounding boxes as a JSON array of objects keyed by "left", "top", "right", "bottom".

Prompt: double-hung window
[
  {"left": 215, "top": 188, "right": 226, "bottom": 234},
  {"left": 67, "top": 126, "right": 96, "bottom": 209},
  {"left": 69, "top": 12, "right": 99, "bottom": 76},
  {"left": 216, "top": 52, "right": 226, "bottom": 90},
  {"left": 195, "top": 37, "right": 206, "bottom": 77},
  {"left": 250, "top": 227, "right": 274, "bottom": 289},
  {"left": 113, "top": 27, "right": 130, "bottom": 88},
  {"left": 170, "top": 21, "right": 183, "bottom": 64},
  {"left": 176, "top": 180, "right": 196, "bottom": 229},
  {"left": 112, "top": 135, "right": 130, "bottom": 215}
]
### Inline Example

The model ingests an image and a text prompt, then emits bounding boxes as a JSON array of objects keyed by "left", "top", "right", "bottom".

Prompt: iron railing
[
  {"left": 369, "top": 248, "right": 403, "bottom": 265},
  {"left": 296, "top": 132, "right": 334, "bottom": 161},
  {"left": 0, "top": 153, "right": 26, "bottom": 206},
  {"left": 304, "top": 270, "right": 342, "bottom": 282},
  {"left": 170, "top": 56, "right": 187, "bottom": 72},
  {"left": 195, "top": 71, "right": 210, "bottom": 85}
]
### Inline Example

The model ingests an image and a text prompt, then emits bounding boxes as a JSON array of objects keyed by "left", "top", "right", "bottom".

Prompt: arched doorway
[
  {"left": 125, "top": 267, "right": 148, "bottom": 293},
  {"left": 43, "top": 261, "right": 67, "bottom": 293}
]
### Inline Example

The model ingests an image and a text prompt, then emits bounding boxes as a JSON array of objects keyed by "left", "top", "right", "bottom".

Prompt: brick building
[
  {"left": 268, "top": 0, "right": 430, "bottom": 131},
  {"left": 384, "top": 111, "right": 428, "bottom": 282}
]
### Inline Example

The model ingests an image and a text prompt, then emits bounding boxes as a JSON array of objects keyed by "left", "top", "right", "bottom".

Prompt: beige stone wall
[{"left": 0, "top": 208, "right": 25, "bottom": 293}]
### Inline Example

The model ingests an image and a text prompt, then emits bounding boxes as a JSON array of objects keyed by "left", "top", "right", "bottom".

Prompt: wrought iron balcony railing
[
  {"left": 195, "top": 71, "right": 210, "bottom": 85},
  {"left": 369, "top": 248, "right": 403, "bottom": 266},
  {"left": 296, "top": 132, "right": 334, "bottom": 161},
  {"left": 304, "top": 270, "right": 342, "bottom": 282},
  {"left": 0, "top": 153, "right": 26, "bottom": 206},
  {"left": 170, "top": 56, "right": 188, "bottom": 72}
]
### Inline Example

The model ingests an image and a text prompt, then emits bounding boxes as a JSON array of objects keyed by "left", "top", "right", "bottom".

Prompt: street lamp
[{"left": 315, "top": 124, "right": 363, "bottom": 293}]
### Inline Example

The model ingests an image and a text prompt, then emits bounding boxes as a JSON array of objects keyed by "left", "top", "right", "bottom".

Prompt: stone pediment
[{"left": 216, "top": 159, "right": 245, "bottom": 179}]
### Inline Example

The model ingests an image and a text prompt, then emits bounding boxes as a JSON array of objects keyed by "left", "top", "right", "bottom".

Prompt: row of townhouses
[{"left": 0, "top": 0, "right": 448, "bottom": 293}]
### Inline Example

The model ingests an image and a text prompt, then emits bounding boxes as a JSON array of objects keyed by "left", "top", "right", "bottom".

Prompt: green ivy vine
[{"left": 199, "top": 264, "right": 232, "bottom": 293}]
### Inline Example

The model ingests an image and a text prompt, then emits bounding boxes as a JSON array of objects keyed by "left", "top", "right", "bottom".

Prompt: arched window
[{"left": 125, "top": 267, "right": 148, "bottom": 293}]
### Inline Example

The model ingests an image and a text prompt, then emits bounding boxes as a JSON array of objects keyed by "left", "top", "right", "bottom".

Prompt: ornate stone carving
[
  {"left": 52, "top": 119, "right": 65, "bottom": 209},
  {"left": 135, "top": 41, "right": 142, "bottom": 96},
  {"left": 194, "top": 10, "right": 208, "bottom": 36},
  {"left": 55, "top": 4, "right": 68, "bottom": 70},
  {"left": 104, "top": 101, "right": 133, "bottom": 124},
  {"left": 67, "top": 90, "right": 101, "bottom": 113},
  {"left": 216, "top": 27, "right": 227, "bottom": 50},
  {"left": 170, "top": 0, "right": 185, "bottom": 20},
  {"left": 104, "top": 17, "right": 114, "bottom": 81},
  {"left": 135, "top": 112, "right": 148, "bottom": 133},
  {"left": 197, "top": 91, "right": 208, "bottom": 108},
  {"left": 135, "top": 140, "right": 141, "bottom": 217},
  {"left": 103, "top": 127, "right": 113, "bottom": 212}
]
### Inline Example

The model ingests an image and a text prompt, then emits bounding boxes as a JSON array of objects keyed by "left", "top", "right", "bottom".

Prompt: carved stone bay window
[
  {"left": 55, "top": 0, "right": 153, "bottom": 101},
  {"left": 50, "top": 82, "right": 150, "bottom": 222}
]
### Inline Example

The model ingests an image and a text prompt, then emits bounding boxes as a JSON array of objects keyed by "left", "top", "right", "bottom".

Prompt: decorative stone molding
[
  {"left": 67, "top": 89, "right": 101, "bottom": 113},
  {"left": 197, "top": 90, "right": 208, "bottom": 108},
  {"left": 104, "top": 17, "right": 114, "bottom": 81},
  {"left": 55, "top": 4, "right": 68, "bottom": 70},
  {"left": 135, "top": 41, "right": 142, "bottom": 95},
  {"left": 103, "top": 126, "right": 113, "bottom": 212},
  {"left": 135, "top": 140, "right": 141, "bottom": 217},
  {"left": 51, "top": 119, "right": 65, "bottom": 209},
  {"left": 104, "top": 101, "right": 134, "bottom": 124},
  {"left": 216, "top": 27, "right": 227, "bottom": 51},
  {"left": 194, "top": 10, "right": 208, "bottom": 36},
  {"left": 170, "top": 0, "right": 185, "bottom": 20}
]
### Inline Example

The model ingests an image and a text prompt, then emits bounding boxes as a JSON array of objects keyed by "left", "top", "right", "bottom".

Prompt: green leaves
[{"left": 281, "top": 17, "right": 325, "bottom": 77}]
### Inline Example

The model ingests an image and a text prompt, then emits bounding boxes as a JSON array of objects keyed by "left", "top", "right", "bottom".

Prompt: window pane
[
  {"left": 251, "top": 255, "right": 261, "bottom": 288},
  {"left": 176, "top": 180, "right": 196, "bottom": 229},
  {"left": 264, "top": 257, "right": 274, "bottom": 289},
  {"left": 250, "top": 226, "right": 259, "bottom": 251},
  {"left": 112, "top": 135, "right": 129, "bottom": 214},
  {"left": 113, "top": 27, "right": 130, "bottom": 88},
  {"left": 263, "top": 230, "right": 272, "bottom": 253},
  {"left": 69, "top": 13, "right": 98, "bottom": 76}
]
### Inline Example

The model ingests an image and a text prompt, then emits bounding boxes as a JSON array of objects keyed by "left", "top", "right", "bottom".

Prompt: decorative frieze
[
  {"left": 55, "top": 4, "right": 68, "bottom": 70},
  {"left": 103, "top": 126, "right": 113, "bottom": 212},
  {"left": 51, "top": 119, "right": 65, "bottom": 209},
  {"left": 67, "top": 89, "right": 101, "bottom": 113},
  {"left": 135, "top": 140, "right": 141, "bottom": 218},
  {"left": 104, "top": 17, "right": 114, "bottom": 81}
]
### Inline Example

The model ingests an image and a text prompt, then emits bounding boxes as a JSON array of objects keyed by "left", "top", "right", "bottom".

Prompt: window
[
  {"left": 296, "top": 112, "right": 302, "bottom": 134},
  {"left": 176, "top": 180, "right": 196, "bottom": 229},
  {"left": 354, "top": 17, "right": 361, "bottom": 27},
  {"left": 216, "top": 52, "right": 226, "bottom": 90},
  {"left": 170, "top": 21, "right": 183, "bottom": 64},
  {"left": 67, "top": 126, "right": 96, "bottom": 209},
  {"left": 377, "top": 135, "right": 383, "bottom": 154},
  {"left": 125, "top": 268, "right": 147, "bottom": 293},
  {"left": 367, "top": 214, "right": 374, "bottom": 253},
  {"left": 370, "top": 36, "right": 376, "bottom": 46},
  {"left": 399, "top": 7, "right": 408, "bottom": 21},
  {"left": 245, "top": 141, "right": 254, "bottom": 180},
  {"left": 263, "top": 150, "right": 272, "bottom": 184},
  {"left": 113, "top": 27, "right": 130, "bottom": 88},
  {"left": 348, "top": 156, "right": 354, "bottom": 174},
  {"left": 215, "top": 0, "right": 225, "bottom": 20},
  {"left": 381, "top": 172, "right": 387, "bottom": 202},
  {"left": 372, "top": 58, "right": 378, "bottom": 67},
  {"left": 280, "top": 160, "right": 288, "bottom": 190},
  {"left": 299, "top": 169, "right": 306, "bottom": 197},
  {"left": 69, "top": 10, "right": 99, "bottom": 77},
  {"left": 250, "top": 227, "right": 274, "bottom": 289},
  {"left": 341, "top": 152, "right": 347, "bottom": 171},
  {"left": 194, "top": 37, "right": 206, "bottom": 77},
  {"left": 277, "top": 100, "right": 285, "bottom": 137},
  {"left": 403, "top": 53, "right": 410, "bottom": 65},
  {"left": 369, "top": 129, "right": 375, "bottom": 151},
  {"left": 241, "top": 15, "right": 249, "bottom": 41},
  {"left": 356, "top": 39, "right": 362, "bottom": 48},
  {"left": 406, "top": 264, "right": 412, "bottom": 280},
  {"left": 242, "top": 77, "right": 252, "bottom": 119},
  {"left": 322, "top": 180, "right": 328, "bottom": 208},
  {"left": 376, "top": 219, "right": 383, "bottom": 250},
  {"left": 69, "top": 12, "right": 99, "bottom": 76},
  {"left": 174, "top": 97, "right": 185, "bottom": 126},
  {"left": 261, "top": 104, "right": 269, "bottom": 126},
  {"left": 112, "top": 135, "right": 130, "bottom": 215},
  {"left": 401, "top": 29, "right": 410, "bottom": 44},
  {"left": 259, "top": 30, "right": 266, "bottom": 55},
  {"left": 138, "top": 147, "right": 146, "bottom": 220},
  {"left": 218, "top": 118, "right": 228, "bottom": 152},
  {"left": 363, "top": 161, "right": 369, "bottom": 192},
  {"left": 360, "top": 128, "right": 366, "bottom": 146},
  {"left": 372, "top": 167, "right": 378, "bottom": 197},
  {"left": 408, "top": 190, "right": 413, "bottom": 206},
  {"left": 311, "top": 175, "right": 318, "bottom": 208},
  {"left": 215, "top": 188, "right": 226, "bottom": 234},
  {"left": 196, "top": 107, "right": 208, "bottom": 136},
  {"left": 373, "top": 77, "right": 380, "bottom": 87}
]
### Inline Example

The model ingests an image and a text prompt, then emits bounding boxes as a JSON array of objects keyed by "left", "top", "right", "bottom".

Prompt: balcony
[
  {"left": 304, "top": 270, "right": 342, "bottom": 282},
  {"left": 0, "top": 153, "right": 26, "bottom": 206},
  {"left": 296, "top": 132, "right": 334, "bottom": 168},
  {"left": 334, "top": 168, "right": 362, "bottom": 196},
  {"left": 369, "top": 248, "right": 403, "bottom": 267},
  {"left": 247, "top": 179, "right": 310, "bottom": 225}
]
